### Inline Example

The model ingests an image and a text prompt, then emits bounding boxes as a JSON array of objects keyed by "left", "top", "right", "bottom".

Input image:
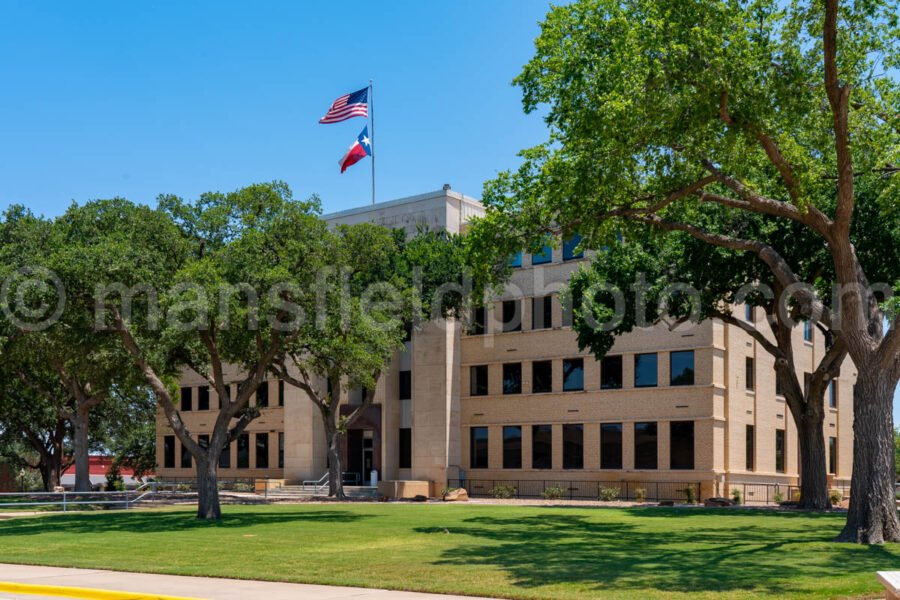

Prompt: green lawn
[{"left": 0, "top": 504, "right": 896, "bottom": 599}]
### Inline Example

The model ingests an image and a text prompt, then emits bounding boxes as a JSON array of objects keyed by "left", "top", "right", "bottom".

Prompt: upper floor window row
[{"left": 508, "top": 234, "right": 585, "bottom": 268}]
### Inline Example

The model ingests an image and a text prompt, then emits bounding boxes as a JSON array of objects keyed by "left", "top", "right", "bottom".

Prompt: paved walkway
[{"left": 0, "top": 564, "right": 491, "bottom": 600}]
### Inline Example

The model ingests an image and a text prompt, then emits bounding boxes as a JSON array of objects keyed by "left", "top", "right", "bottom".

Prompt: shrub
[
  {"left": 773, "top": 490, "right": 784, "bottom": 503},
  {"left": 541, "top": 486, "right": 566, "bottom": 500},
  {"left": 490, "top": 484, "right": 516, "bottom": 499},
  {"left": 634, "top": 487, "right": 647, "bottom": 503},
  {"left": 598, "top": 487, "right": 620, "bottom": 501},
  {"left": 681, "top": 486, "right": 696, "bottom": 504},
  {"left": 791, "top": 489, "right": 801, "bottom": 502},
  {"left": 731, "top": 488, "right": 742, "bottom": 505},
  {"left": 829, "top": 489, "right": 843, "bottom": 505}
]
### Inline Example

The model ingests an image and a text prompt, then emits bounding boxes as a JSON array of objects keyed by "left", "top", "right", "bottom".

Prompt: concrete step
[{"left": 264, "top": 485, "right": 379, "bottom": 499}]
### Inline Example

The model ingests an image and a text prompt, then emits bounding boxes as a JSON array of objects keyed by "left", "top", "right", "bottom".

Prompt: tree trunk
[
  {"left": 323, "top": 419, "right": 346, "bottom": 499},
  {"left": 195, "top": 455, "right": 221, "bottom": 520},
  {"left": 72, "top": 409, "right": 91, "bottom": 492},
  {"left": 797, "top": 406, "right": 830, "bottom": 510},
  {"left": 40, "top": 461, "right": 61, "bottom": 492},
  {"left": 836, "top": 369, "right": 900, "bottom": 543}
]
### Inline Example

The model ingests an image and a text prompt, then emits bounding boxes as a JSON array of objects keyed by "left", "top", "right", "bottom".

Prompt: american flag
[{"left": 319, "top": 87, "right": 368, "bottom": 124}]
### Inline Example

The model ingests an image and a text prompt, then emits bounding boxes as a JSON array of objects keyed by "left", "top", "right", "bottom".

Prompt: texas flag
[{"left": 338, "top": 126, "right": 372, "bottom": 173}]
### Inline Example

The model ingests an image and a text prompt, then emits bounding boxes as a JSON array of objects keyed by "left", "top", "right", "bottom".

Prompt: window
[
  {"left": 775, "top": 429, "right": 785, "bottom": 473},
  {"left": 469, "top": 306, "right": 486, "bottom": 335},
  {"left": 181, "top": 441, "right": 192, "bottom": 469},
  {"left": 532, "top": 296, "right": 552, "bottom": 329},
  {"left": 532, "top": 425, "right": 552, "bottom": 469},
  {"left": 746, "top": 425, "right": 755, "bottom": 471},
  {"left": 399, "top": 428, "right": 412, "bottom": 468},
  {"left": 198, "top": 434, "right": 209, "bottom": 451},
  {"left": 829, "top": 381, "right": 837, "bottom": 408},
  {"left": 164, "top": 435, "right": 175, "bottom": 469},
  {"left": 502, "top": 300, "right": 521, "bottom": 332},
  {"left": 634, "top": 353, "right": 658, "bottom": 387},
  {"left": 502, "top": 363, "right": 522, "bottom": 394},
  {"left": 669, "top": 351, "right": 695, "bottom": 386},
  {"left": 745, "top": 304, "right": 754, "bottom": 322},
  {"left": 563, "top": 424, "right": 584, "bottom": 469},
  {"left": 829, "top": 437, "right": 837, "bottom": 474},
  {"left": 399, "top": 370, "right": 412, "bottom": 400},
  {"left": 600, "top": 355, "right": 623, "bottom": 389},
  {"left": 219, "top": 442, "right": 231, "bottom": 468},
  {"left": 237, "top": 433, "right": 250, "bottom": 469},
  {"left": 470, "top": 427, "right": 488, "bottom": 469},
  {"left": 278, "top": 380, "right": 285, "bottom": 407},
  {"left": 198, "top": 386, "right": 210, "bottom": 411},
  {"left": 508, "top": 252, "right": 522, "bottom": 268},
  {"left": 634, "top": 422, "right": 658, "bottom": 469},
  {"left": 256, "top": 382, "right": 269, "bottom": 408},
  {"left": 670, "top": 421, "right": 695, "bottom": 470},
  {"left": 532, "top": 244, "right": 552, "bottom": 265},
  {"left": 532, "top": 361, "right": 553, "bottom": 393},
  {"left": 803, "top": 321, "right": 813, "bottom": 342},
  {"left": 561, "top": 291, "right": 582, "bottom": 327},
  {"left": 255, "top": 433, "right": 269, "bottom": 469},
  {"left": 503, "top": 426, "right": 522, "bottom": 469},
  {"left": 563, "top": 233, "right": 583, "bottom": 260},
  {"left": 562, "top": 358, "right": 584, "bottom": 391},
  {"left": 600, "top": 423, "right": 623, "bottom": 469},
  {"left": 180, "top": 387, "right": 192, "bottom": 412},
  {"left": 278, "top": 432, "right": 284, "bottom": 469},
  {"left": 745, "top": 357, "right": 755, "bottom": 391},
  {"left": 470, "top": 365, "right": 488, "bottom": 396}
]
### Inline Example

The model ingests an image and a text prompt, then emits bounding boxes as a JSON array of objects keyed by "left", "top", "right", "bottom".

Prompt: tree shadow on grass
[
  {"left": 0, "top": 508, "right": 371, "bottom": 537},
  {"left": 419, "top": 510, "right": 899, "bottom": 596}
]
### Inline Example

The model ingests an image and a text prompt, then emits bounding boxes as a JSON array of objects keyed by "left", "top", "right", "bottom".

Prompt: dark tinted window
[
  {"left": 503, "top": 363, "right": 522, "bottom": 395},
  {"left": 470, "top": 365, "right": 488, "bottom": 396},
  {"left": 829, "top": 437, "right": 837, "bottom": 474},
  {"left": 256, "top": 433, "right": 269, "bottom": 469},
  {"left": 469, "top": 306, "right": 486, "bottom": 335},
  {"left": 634, "top": 353, "right": 658, "bottom": 387},
  {"left": 775, "top": 429, "right": 785, "bottom": 473},
  {"left": 532, "top": 425, "right": 552, "bottom": 469},
  {"left": 563, "top": 424, "right": 584, "bottom": 469},
  {"left": 746, "top": 425, "right": 755, "bottom": 471},
  {"left": 278, "top": 380, "right": 285, "bottom": 406},
  {"left": 670, "top": 351, "right": 695, "bottom": 386},
  {"left": 256, "top": 383, "right": 269, "bottom": 408},
  {"left": 278, "top": 432, "right": 284, "bottom": 468},
  {"left": 746, "top": 357, "right": 755, "bottom": 391},
  {"left": 164, "top": 435, "right": 175, "bottom": 469},
  {"left": 470, "top": 427, "right": 488, "bottom": 469},
  {"left": 532, "top": 296, "right": 552, "bottom": 329},
  {"left": 198, "top": 386, "right": 210, "bottom": 411},
  {"left": 600, "top": 355, "right": 623, "bottom": 389},
  {"left": 219, "top": 442, "right": 231, "bottom": 468},
  {"left": 634, "top": 422, "right": 658, "bottom": 469},
  {"left": 670, "top": 421, "right": 694, "bottom": 470},
  {"left": 508, "top": 252, "right": 523, "bottom": 268},
  {"left": 399, "top": 428, "right": 412, "bottom": 468},
  {"left": 563, "top": 358, "right": 584, "bottom": 391},
  {"left": 180, "top": 440, "right": 192, "bottom": 468},
  {"left": 563, "top": 234, "right": 583, "bottom": 260},
  {"left": 399, "top": 370, "right": 412, "bottom": 400},
  {"left": 829, "top": 382, "right": 837, "bottom": 408},
  {"left": 600, "top": 423, "right": 623, "bottom": 469},
  {"left": 502, "top": 300, "right": 521, "bottom": 332},
  {"left": 503, "top": 426, "right": 522, "bottom": 469},
  {"left": 532, "top": 244, "right": 552, "bottom": 265},
  {"left": 180, "top": 387, "right": 191, "bottom": 412},
  {"left": 237, "top": 433, "right": 250, "bottom": 469},
  {"left": 532, "top": 361, "right": 553, "bottom": 393}
]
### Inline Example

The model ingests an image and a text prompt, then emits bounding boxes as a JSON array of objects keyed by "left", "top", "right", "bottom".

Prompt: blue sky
[{"left": 1, "top": 1, "right": 897, "bottom": 419}]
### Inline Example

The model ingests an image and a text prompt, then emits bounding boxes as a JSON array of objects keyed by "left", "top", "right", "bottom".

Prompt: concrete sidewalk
[{"left": 0, "top": 564, "right": 492, "bottom": 600}]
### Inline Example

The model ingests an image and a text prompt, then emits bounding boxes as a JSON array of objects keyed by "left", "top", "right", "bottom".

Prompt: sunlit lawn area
[{"left": 0, "top": 503, "right": 896, "bottom": 599}]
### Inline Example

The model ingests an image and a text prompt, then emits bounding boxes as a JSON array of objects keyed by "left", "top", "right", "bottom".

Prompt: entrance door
[
  {"left": 346, "top": 430, "right": 363, "bottom": 484},
  {"left": 362, "top": 430, "right": 374, "bottom": 484}
]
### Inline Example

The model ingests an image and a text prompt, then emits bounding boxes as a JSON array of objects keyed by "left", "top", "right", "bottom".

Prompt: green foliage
[
  {"left": 681, "top": 486, "right": 697, "bottom": 504},
  {"left": 829, "top": 489, "right": 844, "bottom": 505},
  {"left": 773, "top": 490, "right": 784, "bottom": 504},
  {"left": 541, "top": 486, "right": 566, "bottom": 500},
  {"left": 731, "top": 489, "right": 742, "bottom": 505},
  {"left": 598, "top": 486, "right": 620, "bottom": 501},
  {"left": 634, "top": 488, "right": 647, "bottom": 503},
  {"left": 490, "top": 484, "right": 517, "bottom": 499}
]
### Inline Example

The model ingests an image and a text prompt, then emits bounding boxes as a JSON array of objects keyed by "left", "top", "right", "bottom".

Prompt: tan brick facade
[{"left": 156, "top": 189, "right": 854, "bottom": 498}]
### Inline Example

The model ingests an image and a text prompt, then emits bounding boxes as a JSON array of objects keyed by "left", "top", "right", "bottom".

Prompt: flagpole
[{"left": 369, "top": 79, "right": 375, "bottom": 205}]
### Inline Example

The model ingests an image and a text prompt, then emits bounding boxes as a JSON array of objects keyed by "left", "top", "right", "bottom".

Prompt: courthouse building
[{"left": 157, "top": 188, "right": 854, "bottom": 500}]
